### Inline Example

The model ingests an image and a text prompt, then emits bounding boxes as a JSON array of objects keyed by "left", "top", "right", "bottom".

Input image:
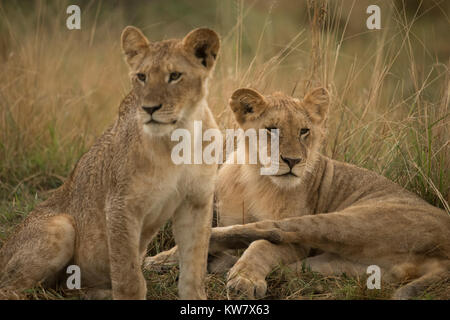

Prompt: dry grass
[{"left": 0, "top": 0, "right": 449, "bottom": 299}]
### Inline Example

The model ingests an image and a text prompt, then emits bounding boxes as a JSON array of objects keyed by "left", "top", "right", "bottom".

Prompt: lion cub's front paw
[
  {"left": 226, "top": 263, "right": 267, "bottom": 300},
  {"left": 144, "top": 247, "right": 179, "bottom": 273},
  {"left": 143, "top": 255, "right": 177, "bottom": 273}
]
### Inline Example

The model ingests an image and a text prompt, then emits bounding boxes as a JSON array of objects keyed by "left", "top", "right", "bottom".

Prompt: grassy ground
[{"left": 0, "top": 0, "right": 449, "bottom": 299}]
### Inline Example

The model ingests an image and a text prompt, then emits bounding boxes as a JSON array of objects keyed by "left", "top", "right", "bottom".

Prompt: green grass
[
  {"left": 4, "top": 261, "right": 449, "bottom": 300},
  {"left": 1, "top": 190, "right": 448, "bottom": 300}
]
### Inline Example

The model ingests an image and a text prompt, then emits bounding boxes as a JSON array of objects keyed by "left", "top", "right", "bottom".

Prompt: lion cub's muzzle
[
  {"left": 142, "top": 104, "right": 162, "bottom": 116},
  {"left": 142, "top": 104, "right": 177, "bottom": 125},
  {"left": 274, "top": 155, "right": 304, "bottom": 177}
]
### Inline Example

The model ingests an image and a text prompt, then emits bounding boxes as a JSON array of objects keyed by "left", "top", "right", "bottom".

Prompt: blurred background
[{"left": 0, "top": 0, "right": 449, "bottom": 298}]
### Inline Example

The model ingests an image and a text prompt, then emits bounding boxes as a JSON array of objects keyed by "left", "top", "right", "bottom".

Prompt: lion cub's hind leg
[
  {"left": 391, "top": 260, "right": 450, "bottom": 300},
  {"left": 291, "top": 252, "right": 367, "bottom": 277},
  {"left": 0, "top": 214, "right": 76, "bottom": 293}
]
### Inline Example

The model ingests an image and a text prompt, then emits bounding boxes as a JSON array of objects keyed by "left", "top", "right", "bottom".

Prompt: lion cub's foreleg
[
  {"left": 171, "top": 196, "right": 214, "bottom": 300},
  {"left": 105, "top": 206, "right": 147, "bottom": 300},
  {"left": 145, "top": 223, "right": 287, "bottom": 274},
  {"left": 211, "top": 210, "right": 450, "bottom": 299},
  {"left": 0, "top": 214, "right": 75, "bottom": 293}
]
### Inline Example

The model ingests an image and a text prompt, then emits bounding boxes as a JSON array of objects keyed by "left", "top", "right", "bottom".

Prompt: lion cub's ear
[
  {"left": 183, "top": 28, "right": 220, "bottom": 70},
  {"left": 303, "top": 87, "right": 330, "bottom": 124},
  {"left": 229, "top": 88, "right": 267, "bottom": 125},
  {"left": 121, "top": 26, "right": 150, "bottom": 69}
]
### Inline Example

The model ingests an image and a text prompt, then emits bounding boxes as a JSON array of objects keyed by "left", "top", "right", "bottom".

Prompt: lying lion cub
[
  {"left": 0, "top": 26, "right": 220, "bottom": 300},
  {"left": 148, "top": 87, "right": 450, "bottom": 300}
]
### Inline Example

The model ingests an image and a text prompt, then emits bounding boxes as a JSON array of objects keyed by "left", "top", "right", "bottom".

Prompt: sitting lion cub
[
  {"left": 149, "top": 87, "right": 450, "bottom": 300},
  {"left": 0, "top": 26, "right": 220, "bottom": 300}
]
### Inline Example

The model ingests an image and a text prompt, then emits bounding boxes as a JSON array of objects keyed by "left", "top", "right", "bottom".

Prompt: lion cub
[
  {"left": 149, "top": 87, "right": 450, "bottom": 300},
  {"left": 213, "top": 87, "right": 450, "bottom": 299},
  {"left": 0, "top": 26, "right": 220, "bottom": 300}
]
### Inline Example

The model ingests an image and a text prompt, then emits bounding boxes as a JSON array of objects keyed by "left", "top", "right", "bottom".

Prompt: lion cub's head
[
  {"left": 121, "top": 26, "right": 220, "bottom": 136},
  {"left": 229, "top": 87, "right": 329, "bottom": 188}
]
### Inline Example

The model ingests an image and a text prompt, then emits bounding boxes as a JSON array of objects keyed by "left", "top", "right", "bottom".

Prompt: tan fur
[
  {"left": 149, "top": 87, "right": 450, "bottom": 300},
  {"left": 0, "top": 26, "right": 220, "bottom": 300}
]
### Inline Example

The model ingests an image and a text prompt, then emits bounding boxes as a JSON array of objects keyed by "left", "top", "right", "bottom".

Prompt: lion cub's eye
[
  {"left": 169, "top": 72, "right": 182, "bottom": 83},
  {"left": 137, "top": 73, "right": 146, "bottom": 82},
  {"left": 300, "top": 128, "right": 310, "bottom": 137}
]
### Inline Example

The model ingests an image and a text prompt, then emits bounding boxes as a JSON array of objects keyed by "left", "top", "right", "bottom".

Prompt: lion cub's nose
[
  {"left": 142, "top": 104, "right": 162, "bottom": 115},
  {"left": 281, "top": 156, "right": 301, "bottom": 169}
]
